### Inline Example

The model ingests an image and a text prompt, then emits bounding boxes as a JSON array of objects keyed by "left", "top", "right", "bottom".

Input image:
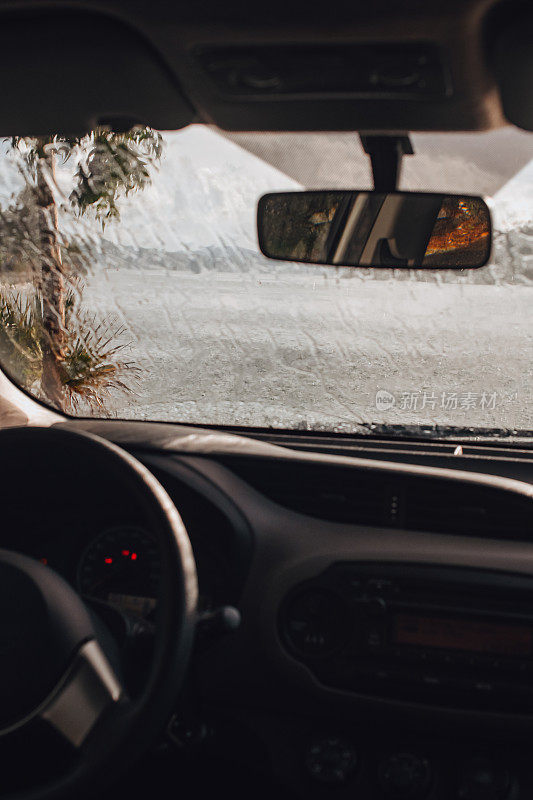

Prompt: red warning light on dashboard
[
  {"left": 122, "top": 550, "right": 130, "bottom": 557},
  {"left": 104, "top": 557, "right": 113, "bottom": 564},
  {"left": 131, "top": 553, "right": 138, "bottom": 561}
]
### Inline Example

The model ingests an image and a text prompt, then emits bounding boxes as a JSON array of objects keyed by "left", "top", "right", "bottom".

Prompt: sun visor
[
  {"left": 493, "top": 11, "right": 533, "bottom": 131},
  {"left": 0, "top": 12, "right": 194, "bottom": 136}
]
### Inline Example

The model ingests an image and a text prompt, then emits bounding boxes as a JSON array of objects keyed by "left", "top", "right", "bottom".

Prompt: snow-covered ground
[
  {"left": 81, "top": 127, "right": 532, "bottom": 433},
  {"left": 84, "top": 271, "right": 532, "bottom": 433}
]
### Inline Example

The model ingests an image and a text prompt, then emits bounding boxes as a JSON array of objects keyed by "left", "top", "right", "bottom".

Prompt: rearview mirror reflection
[{"left": 257, "top": 191, "right": 491, "bottom": 269}]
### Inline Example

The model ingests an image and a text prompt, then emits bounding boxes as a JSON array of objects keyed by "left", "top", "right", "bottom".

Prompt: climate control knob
[
  {"left": 457, "top": 757, "right": 512, "bottom": 799},
  {"left": 378, "top": 752, "right": 432, "bottom": 798},
  {"left": 305, "top": 736, "right": 358, "bottom": 784}
]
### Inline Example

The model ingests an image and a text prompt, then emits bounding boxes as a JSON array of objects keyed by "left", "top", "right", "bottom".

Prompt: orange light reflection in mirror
[{"left": 425, "top": 198, "right": 489, "bottom": 256}]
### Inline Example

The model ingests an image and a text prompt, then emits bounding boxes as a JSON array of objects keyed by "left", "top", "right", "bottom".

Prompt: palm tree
[{"left": 3, "top": 127, "right": 162, "bottom": 411}]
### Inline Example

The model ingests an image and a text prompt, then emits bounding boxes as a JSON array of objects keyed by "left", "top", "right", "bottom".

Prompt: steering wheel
[{"left": 0, "top": 425, "right": 198, "bottom": 799}]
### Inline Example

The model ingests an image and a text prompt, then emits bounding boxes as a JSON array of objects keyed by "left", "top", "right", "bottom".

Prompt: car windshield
[{"left": 0, "top": 125, "right": 531, "bottom": 441}]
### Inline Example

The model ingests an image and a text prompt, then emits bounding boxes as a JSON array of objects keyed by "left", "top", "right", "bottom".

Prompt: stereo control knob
[
  {"left": 378, "top": 753, "right": 432, "bottom": 798},
  {"left": 305, "top": 736, "right": 358, "bottom": 784},
  {"left": 458, "top": 757, "right": 512, "bottom": 800}
]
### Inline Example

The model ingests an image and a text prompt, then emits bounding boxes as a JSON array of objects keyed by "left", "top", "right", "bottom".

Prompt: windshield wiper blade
[{"left": 358, "top": 422, "right": 533, "bottom": 445}]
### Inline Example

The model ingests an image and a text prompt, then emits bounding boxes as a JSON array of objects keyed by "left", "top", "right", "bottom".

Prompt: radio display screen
[{"left": 393, "top": 613, "right": 532, "bottom": 656}]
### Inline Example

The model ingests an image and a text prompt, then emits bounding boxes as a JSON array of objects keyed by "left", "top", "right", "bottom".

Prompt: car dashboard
[{"left": 7, "top": 420, "right": 533, "bottom": 800}]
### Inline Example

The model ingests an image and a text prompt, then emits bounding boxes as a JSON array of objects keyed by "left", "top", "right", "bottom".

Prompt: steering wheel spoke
[{"left": 41, "top": 640, "right": 123, "bottom": 748}]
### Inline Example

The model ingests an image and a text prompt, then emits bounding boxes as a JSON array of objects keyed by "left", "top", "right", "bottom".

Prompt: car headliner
[{"left": 0, "top": 0, "right": 530, "bottom": 136}]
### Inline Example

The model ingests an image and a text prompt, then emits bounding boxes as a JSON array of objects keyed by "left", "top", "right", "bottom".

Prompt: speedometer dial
[{"left": 77, "top": 526, "right": 161, "bottom": 618}]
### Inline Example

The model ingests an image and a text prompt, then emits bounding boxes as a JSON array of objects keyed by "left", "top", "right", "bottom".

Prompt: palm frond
[
  {"left": 0, "top": 291, "right": 42, "bottom": 386},
  {"left": 0, "top": 287, "right": 139, "bottom": 413}
]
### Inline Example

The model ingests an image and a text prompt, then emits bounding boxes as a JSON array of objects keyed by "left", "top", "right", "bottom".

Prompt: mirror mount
[{"left": 360, "top": 134, "right": 414, "bottom": 191}]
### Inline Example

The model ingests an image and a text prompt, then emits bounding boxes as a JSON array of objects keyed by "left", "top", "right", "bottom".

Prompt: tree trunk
[{"left": 35, "top": 153, "right": 66, "bottom": 408}]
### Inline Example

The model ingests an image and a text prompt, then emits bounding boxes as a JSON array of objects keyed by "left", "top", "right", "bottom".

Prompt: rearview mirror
[{"left": 257, "top": 191, "right": 491, "bottom": 269}]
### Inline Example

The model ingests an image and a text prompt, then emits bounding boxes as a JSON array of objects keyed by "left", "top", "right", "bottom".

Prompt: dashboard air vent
[{"left": 220, "top": 457, "right": 531, "bottom": 541}]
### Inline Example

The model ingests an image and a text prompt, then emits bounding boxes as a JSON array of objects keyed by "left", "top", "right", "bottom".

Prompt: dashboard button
[
  {"left": 366, "top": 578, "right": 395, "bottom": 595},
  {"left": 421, "top": 673, "right": 446, "bottom": 688},
  {"left": 366, "top": 626, "right": 386, "bottom": 650},
  {"left": 283, "top": 589, "right": 348, "bottom": 657},
  {"left": 440, "top": 651, "right": 462, "bottom": 667},
  {"left": 473, "top": 680, "right": 495, "bottom": 693}
]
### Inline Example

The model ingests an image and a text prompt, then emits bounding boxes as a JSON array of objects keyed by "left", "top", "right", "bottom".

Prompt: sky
[{"left": 224, "top": 126, "right": 533, "bottom": 196}]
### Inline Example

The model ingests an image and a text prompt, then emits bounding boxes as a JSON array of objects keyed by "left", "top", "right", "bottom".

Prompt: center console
[{"left": 280, "top": 563, "right": 533, "bottom": 713}]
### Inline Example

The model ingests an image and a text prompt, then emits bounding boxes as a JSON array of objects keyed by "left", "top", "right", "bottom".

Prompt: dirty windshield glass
[{"left": 0, "top": 125, "right": 531, "bottom": 439}]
